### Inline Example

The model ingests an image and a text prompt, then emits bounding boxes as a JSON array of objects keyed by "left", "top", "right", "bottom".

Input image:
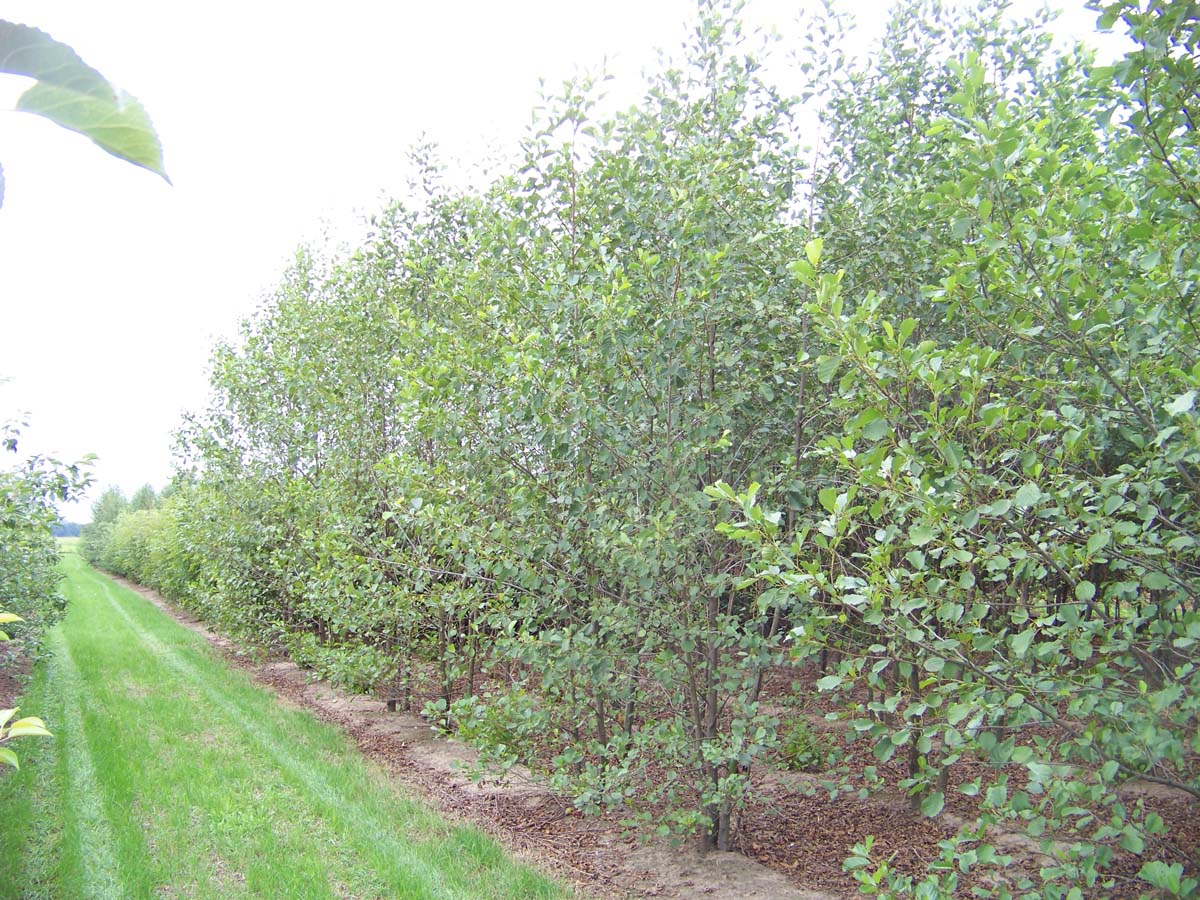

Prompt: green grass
[{"left": 0, "top": 554, "right": 570, "bottom": 900}]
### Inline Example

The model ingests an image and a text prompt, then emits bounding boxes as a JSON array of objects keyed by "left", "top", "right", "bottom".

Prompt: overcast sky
[{"left": 0, "top": 1, "right": 1119, "bottom": 521}]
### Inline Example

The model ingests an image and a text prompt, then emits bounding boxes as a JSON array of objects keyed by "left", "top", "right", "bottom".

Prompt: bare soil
[
  {"left": 0, "top": 642, "right": 31, "bottom": 713},
  {"left": 0, "top": 642, "right": 33, "bottom": 787},
  {"left": 112, "top": 576, "right": 1199, "bottom": 900}
]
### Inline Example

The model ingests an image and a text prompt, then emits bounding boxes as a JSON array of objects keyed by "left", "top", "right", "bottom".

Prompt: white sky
[{"left": 0, "top": 1, "right": 1119, "bottom": 521}]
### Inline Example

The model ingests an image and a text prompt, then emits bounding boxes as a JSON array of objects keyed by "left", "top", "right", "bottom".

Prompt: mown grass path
[{"left": 0, "top": 554, "right": 568, "bottom": 900}]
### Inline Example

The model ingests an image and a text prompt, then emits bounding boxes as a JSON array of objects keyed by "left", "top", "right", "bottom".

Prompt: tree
[
  {"left": 88, "top": 485, "right": 127, "bottom": 524},
  {"left": 710, "top": 1, "right": 1200, "bottom": 895},
  {"left": 128, "top": 483, "right": 157, "bottom": 512},
  {"left": 79, "top": 485, "right": 127, "bottom": 567}
]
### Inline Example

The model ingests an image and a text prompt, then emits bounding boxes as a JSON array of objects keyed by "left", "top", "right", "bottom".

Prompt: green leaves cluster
[{"left": 93, "top": 1, "right": 1199, "bottom": 895}]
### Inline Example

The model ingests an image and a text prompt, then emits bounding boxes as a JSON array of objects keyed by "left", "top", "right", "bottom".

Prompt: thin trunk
[{"left": 594, "top": 688, "right": 609, "bottom": 746}]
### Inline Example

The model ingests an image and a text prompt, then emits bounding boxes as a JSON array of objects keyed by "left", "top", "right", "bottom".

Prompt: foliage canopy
[{"left": 89, "top": 1, "right": 1200, "bottom": 896}]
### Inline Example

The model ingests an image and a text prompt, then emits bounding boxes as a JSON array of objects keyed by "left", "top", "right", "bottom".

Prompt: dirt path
[{"left": 110, "top": 576, "right": 838, "bottom": 900}]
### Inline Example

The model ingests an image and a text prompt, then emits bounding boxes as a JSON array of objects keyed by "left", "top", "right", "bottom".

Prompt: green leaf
[
  {"left": 1070, "top": 638, "right": 1094, "bottom": 661},
  {"left": 816, "top": 674, "right": 842, "bottom": 691},
  {"left": 983, "top": 499, "right": 1012, "bottom": 516},
  {"left": 788, "top": 258, "right": 814, "bottom": 281},
  {"left": 816, "top": 355, "right": 840, "bottom": 384},
  {"left": 17, "top": 82, "right": 169, "bottom": 181},
  {"left": 1143, "top": 570, "right": 1171, "bottom": 590},
  {"left": 991, "top": 736, "right": 1015, "bottom": 764},
  {"left": 986, "top": 783, "right": 1007, "bottom": 807},
  {"left": 909, "top": 524, "right": 934, "bottom": 546},
  {"left": 1074, "top": 581, "right": 1096, "bottom": 602},
  {"left": 874, "top": 737, "right": 897, "bottom": 762},
  {"left": 941, "top": 441, "right": 964, "bottom": 470},
  {"left": 863, "top": 417, "right": 889, "bottom": 441},
  {"left": 7, "top": 716, "right": 51, "bottom": 738},
  {"left": 1086, "top": 531, "right": 1111, "bottom": 556},
  {"left": 1014, "top": 482, "right": 1041, "bottom": 510},
  {"left": 0, "top": 747, "right": 18, "bottom": 769},
  {"left": 1119, "top": 828, "right": 1145, "bottom": 854},
  {"left": 920, "top": 791, "right": 945, "bottom": 817},
  {"left": 980, "top": 404, "right": 1005, "bottom": 427},
  {"left": 946, "top": 703, "right": 971, "bottom": 726},
  {"left": 0, "top": 612, "right": 23, "bottom": 625},
  {"left": 805, "top": 238, "right": 823, "bottom": 267},
  {"left": 847, "top": 407, "right": 891, "bottom": 442},
  {"left": 1165, "top": 390, "right": 1196, "bottom": 416},
  {"left": 1010, "top": 628, "right": 1035, "bottom": 657}
]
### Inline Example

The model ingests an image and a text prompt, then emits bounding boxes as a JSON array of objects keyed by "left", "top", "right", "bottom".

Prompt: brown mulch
[
  {"left": 740, "top": 779, "right": 958, "bottom": 892},
  {"left": 0, "top": 643, "right": 33, "bottom": 783},
  {"left": 0, "top": 642, "right": 32, "bottom": 712}
]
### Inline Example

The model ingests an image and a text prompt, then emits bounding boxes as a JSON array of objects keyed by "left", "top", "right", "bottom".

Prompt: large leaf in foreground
[
  {"left": 16, "top": 81, "right": 169, "bottom": 181},
  {"left": 0, "top": 21, "right": 112, "bottom": 97},
  {"left": 0, "top": 20, "right": 169, "bottom": 185}
]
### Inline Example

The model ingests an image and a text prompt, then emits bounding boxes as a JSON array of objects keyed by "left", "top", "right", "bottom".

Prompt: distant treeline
[{"left": 51, "top": 521, "right": 82, "bottom": 538}]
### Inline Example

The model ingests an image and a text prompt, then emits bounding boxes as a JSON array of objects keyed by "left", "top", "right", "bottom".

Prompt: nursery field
[
  {"left": 0, "top": 554, "right": 567, "bottom": 900},
  {"left": 3, "top": 2, "right": 1198, "bottom": 898}
]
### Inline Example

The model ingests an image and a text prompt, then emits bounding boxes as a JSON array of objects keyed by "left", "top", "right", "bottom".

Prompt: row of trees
[
  {"left": 0, "top": 419, "right": 89, "bottom": 766},
  {"left": 79, "top": 483, "right": 163, "bottom": 572},
  {"left": 0, "top": 421, "right": 89, "bottom": 661},
  {"left": 86, "top": 2, "right": 1198, "bottom": 896}
]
